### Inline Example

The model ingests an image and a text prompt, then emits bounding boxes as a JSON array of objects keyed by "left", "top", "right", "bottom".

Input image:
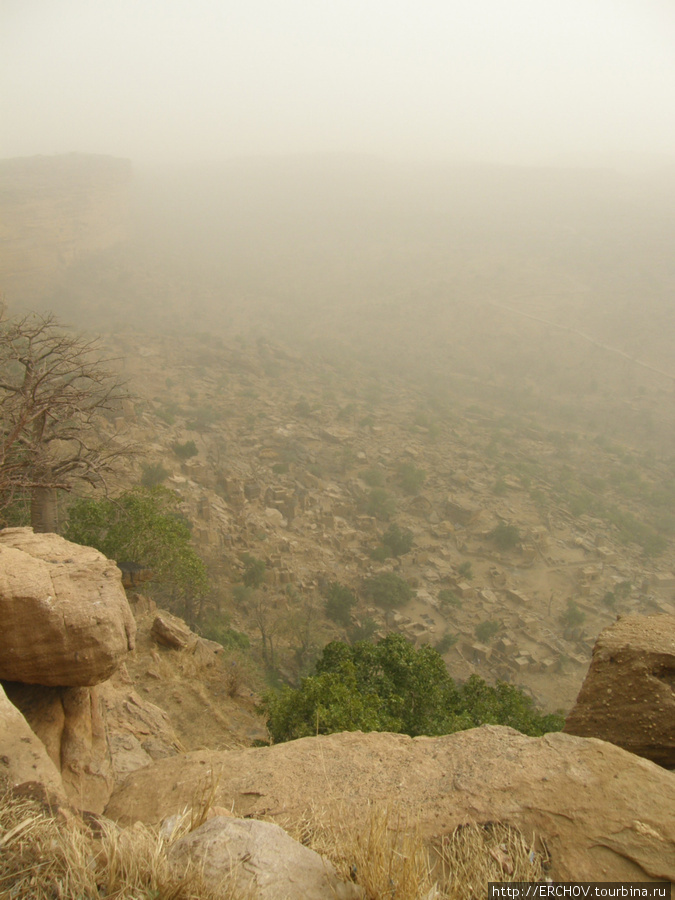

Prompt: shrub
[
  {"left": 381, "top": 524, "right": 414, "bottom": 557},
  {"left": 559, "top": 599, "right": 585, "bottom": 629},
  {"left": 362, "top": 572, "right": 414, "bottom": 609},
  {"left": 323, "top": 581, "right": 358, "bottom": 627},
  {"left": 435, "top": 632, "right": 458, "bottom": 654},
  {"left": 361, "top": 467, "right": 385, "bottom": 488},
  {"left": 457, "top": 561, "right": 473, "bottom": 580},
  {"left": 365, "top": 488, "right": 396, "bottom": 521},
  {"left": 397, "top": 462, "right": 426, "bottom": 495},
  {"left": 438, "top": 589, "right": 462, "bottom": 609},
  {"left": 241, "top": 553, "right": 266, "bottom": 588},
  {"left": 475, "top": 620, "right": 500, "bottom": 643},
  {"left": 489, "top": 522, "right": 521, "bottom": 550},
  {"left": 141, "top": 462, "right": 169, "bottom": 488},
  {"left": 172, "top": 440, "right": 198, "bottom": 461}
]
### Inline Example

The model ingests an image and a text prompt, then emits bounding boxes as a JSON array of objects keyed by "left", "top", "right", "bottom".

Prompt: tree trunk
[{"left": 31, "top": 487, "right": 59, "bottom": 533}]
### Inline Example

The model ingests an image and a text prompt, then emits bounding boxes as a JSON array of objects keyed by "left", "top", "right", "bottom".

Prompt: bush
[
  {"left": 323, "top": 581, "right": 358, "bottom": 627},
  {"left": 438, "top": 589, "right": 462, "bottom": 609},
  {"left": 397, "top": 462, "right": 426, "bottom": 495},
  {"left": 489, "top": 522, "right": 521, "bottom": 550},
  {"left": 475, "top": 620, "right": 500, "bottom": 643},
  {"left": 361, "top": 467, "right": 385, "bottom": 488},
  {"left": 241, "top": 553, "right": 266, "bottom": 588},
  {"left": 457, "top": 561, "right": 473, "bottom": 580},
  {"left": 362, "top": 572, "right": 414, "bottom": 609},
  {"left": 140, "top": 462, "right": 169, "bottom": 488},
  {"left": 559, "top": 599, "right": 585, "bottom": 629},
  {"left": 381, "top": 524, "right": 414, "bottom": 557},
  {"left": 172, "top": 440, "right": 198, "bottom": 461},
  {"left": 262, "top": 633, "right": 564, "bottom": 743},
  {"left": 435, "top": 632, "right": 458, "bottom": 653},
  {"left": 365, "top": 488, "right": 396, "bottom": 521}
]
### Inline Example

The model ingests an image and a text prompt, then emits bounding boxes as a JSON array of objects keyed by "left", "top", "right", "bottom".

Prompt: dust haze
[{"left": 2, "top": 1, "right": 675, "bottom": 717}]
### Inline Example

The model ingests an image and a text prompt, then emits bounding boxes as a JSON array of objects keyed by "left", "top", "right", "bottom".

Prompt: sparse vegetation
[
  {"left": 475, "top": 620, "right": 500, "bottom": 643},
  {"left": 396, "top": 461, "right": 427, "bottom": 494},
  {"left": 489, "top": 522, "right": 521, "bottom": 550}
]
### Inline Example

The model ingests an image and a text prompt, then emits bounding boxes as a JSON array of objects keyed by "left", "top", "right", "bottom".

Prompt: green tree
[
  {"left": 361, "top": 571, "right": 414, "bottom": 609},
  {"left": 241, "top": 553, "right": 267, "bottom": 588},
  {"left": 365, "top": 487, "right": 396, "bottom": 521},
  {"left": 64, "top": 486, "right": 208, "bottom": 624},
  {"left": 323, "top": 581, "right": 358, "bottom": 627},
  {"left": 381, "top": 524, "right": 414, "bottom": 557},
  {"left": 262, "top": 634, "right": 564, "bottom": 743}
]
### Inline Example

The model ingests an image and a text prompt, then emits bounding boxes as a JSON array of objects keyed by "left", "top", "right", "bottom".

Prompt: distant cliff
[{"left": 0, "top": 153, "right": 131, "bottom": 307}]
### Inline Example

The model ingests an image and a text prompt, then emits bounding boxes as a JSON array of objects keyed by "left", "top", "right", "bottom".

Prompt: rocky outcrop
[
  {"left": 0, "top": 528, "right": 135, "bottom": 686},
  {"left": 4, "top": 675, "right": 180, "bottom": 814},
  {"left": 0, "top": 683, "right": 66, "bottom": 800},
  {"left": 105, "top": 726, "right": 675, "bottom": 882},
  {"left": 170, "top": 816, "right": 363, "bottom": 900},
  {"left": 564, "top": 614, "right": 675, "bottom": 768}
]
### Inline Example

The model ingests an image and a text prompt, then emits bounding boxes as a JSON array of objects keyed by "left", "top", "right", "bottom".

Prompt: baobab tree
[{"left": 0, "top": 312, "right": 134, "bottom": 531}]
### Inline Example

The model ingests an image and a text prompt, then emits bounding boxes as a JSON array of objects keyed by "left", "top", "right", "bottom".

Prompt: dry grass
[
  {"left": 292, "top": 802, "right": 548, "bottom": 900},
  {"left": 0, "top": 775, "right": 548, "bottom": 900},
  {"left": 0, "top": 782, "right": 238, "bottom": 900}
]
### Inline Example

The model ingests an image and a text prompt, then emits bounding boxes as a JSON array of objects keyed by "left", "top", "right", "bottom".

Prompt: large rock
[
  {"left": 4, "top": 675, "right": 181, "bottom": 813},
  {"left": 105, "top": 726, "right": 675, "bottom": 882},
  {"left": 0, "top": 683, "right": 66, "bottom": 800},
  {"left": 564, "top": 614, "right": 675, "bottom": 768},
  {"left": 0, "top": 527, "right": 135, "bottom": 686},
  {"left": 170, "top": 816, "right": 363, "bottom": 900}
]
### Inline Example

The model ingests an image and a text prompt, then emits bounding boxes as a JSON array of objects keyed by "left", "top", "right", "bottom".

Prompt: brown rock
[
  {"left": 0, "top": 528, "right": 135, "bottom": 686},
  {"left": 105, "top": 726, "right": 675, "bottom": 882},
  {"left": 150, "top": 612, "right": 194, "bottom": 649},
  {"left": 4, "top": 678, "right": 180, "bottom": 813},
  {"left": 170, "top": 817, "right": 363, "bottom": 900},
  {"left": 0, "top": 683, "right": 66, "bottom": 800},
  {"left": 564, "top": 614, "right": 675, "bottom": 768}
]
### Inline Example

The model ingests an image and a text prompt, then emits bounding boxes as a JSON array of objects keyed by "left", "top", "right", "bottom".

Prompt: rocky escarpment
[
  {"left": 0, "top": 154, "right": 131, "bottom": 307},
  {"left": 564, "top": 614, "right": 675, "bottom": 768},
  {"left": 105, "top": 725, "right": 675, "bottom": 882}
]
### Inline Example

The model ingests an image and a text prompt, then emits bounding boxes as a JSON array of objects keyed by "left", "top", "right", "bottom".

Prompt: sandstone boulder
[
  {"left": 170, "top": 816, "right": 363, "bottom": 900},
  {"left": 0, "top": 683, "right": 66, "bottom": 800},
  {"left": 151, "top": 612, "right": 194, "bottom": 649},
  {"left": 564, "top": 614, "right": 675, "bottom": 768},
  {"left": 105, "top": 726, "right": 675, "bottom": 882},
  {"left": 4, "top": 677, "right": 180, "bottom": 813},
  {"left": 0, "top": 528, "right": 135, "bottom": 686}
]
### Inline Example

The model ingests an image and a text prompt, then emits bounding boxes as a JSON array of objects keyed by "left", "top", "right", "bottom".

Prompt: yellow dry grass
[
  {"left": 293, "top": 802, "right": 548, "bottom": 900},
  {"left": 0, "top": 782, "right": 238, "bottom": 900}
]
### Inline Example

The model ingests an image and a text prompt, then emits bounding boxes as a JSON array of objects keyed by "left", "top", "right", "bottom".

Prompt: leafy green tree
[
  {"left": 64, "top": 486, "right": 208, "bottom": 623},
  {"left": 262, "top": 634, "right": 564, "bottom": 743},
  {"left": 323, "top": 581, "right": 358, "bottom": 626},
  {"left": 241, "top": 553, "right": 267, "bottom": 588},
  {"left": 381, "top": 524, "right": 413, "bottom": 557},
  {"left": 361, "top": 571, "right": 414, "bottom": 609}
]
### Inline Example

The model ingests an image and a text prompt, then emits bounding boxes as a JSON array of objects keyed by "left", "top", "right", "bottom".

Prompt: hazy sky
[{"left": 2, "top": 0, "right": 675, "bottom": 166}]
